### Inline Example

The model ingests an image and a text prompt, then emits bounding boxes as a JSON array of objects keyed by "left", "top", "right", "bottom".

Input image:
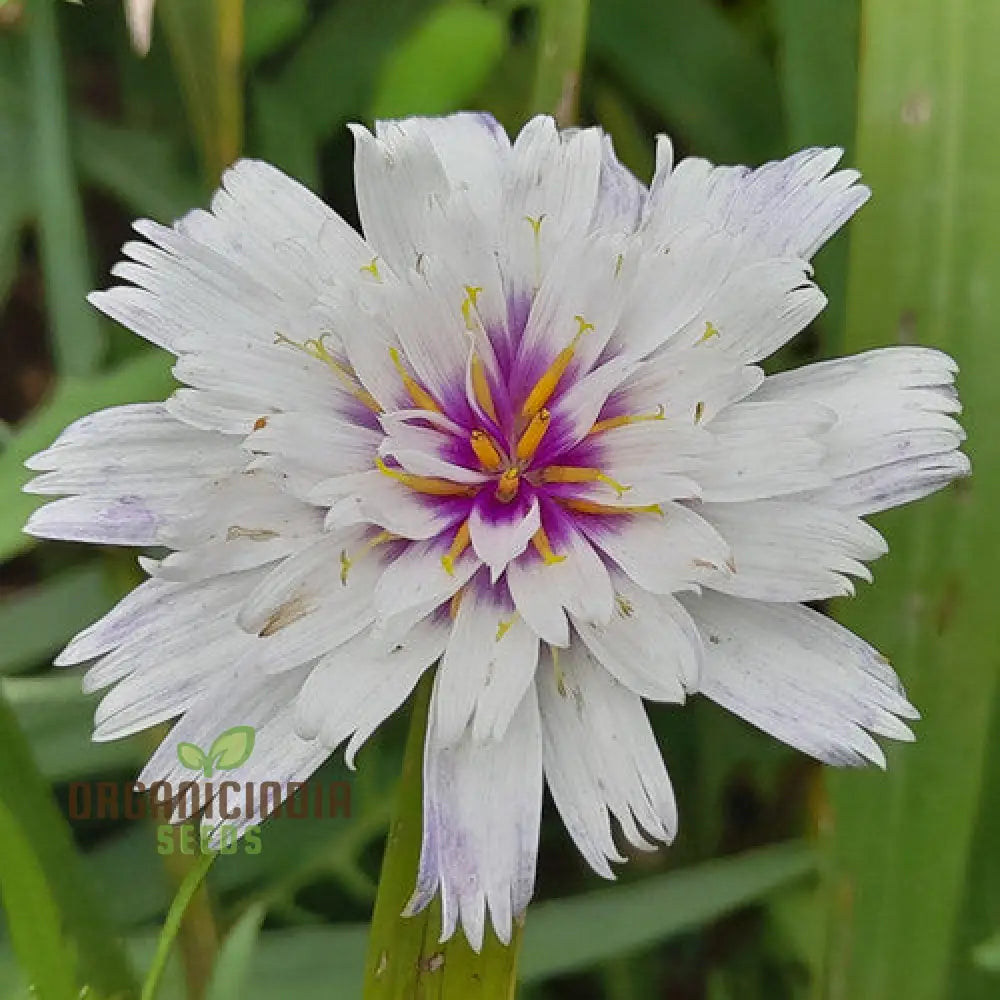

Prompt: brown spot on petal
[{"left": 259, "top": 593, "right": 313, "bottom": 636}]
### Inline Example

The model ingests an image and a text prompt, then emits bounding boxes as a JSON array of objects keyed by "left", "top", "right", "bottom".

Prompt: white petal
[
  {"left": 591, "top": 133, "right": 647, "bottom": 234},
  {"left": 538, "top": 643, "right": 677, "bottom": 878},
  {"left": 695, "top": 400, "right": 833, "bottom": 501},
  {"left": 752, "top": 347, "right": 968, "bottom": 514},
  {"left": 681, "top": 591, "right": 918, "bottom": 767},
  {"left": 578, "top": 502, "right": 731, "bottom": 595},
  {"left": 434, "top": 581, "right": 539, "bottom": 744},
  {"left": 692, "top": 500, "right": 887, "bottom": 602},
  {"left": 645, "top": 146, "right": 869, "bottom": 262},
  {"left": 468, "top": 492, "right": 540, "bottom": 583},
  {"left": 573, "top": 571, "right": 701, "bottom": 700},
  {"left": 407, "top": 678, "right": 543, "bottom": 949},
  {"left": 295, "top": 618, "right": 447, "bottom": 764}
]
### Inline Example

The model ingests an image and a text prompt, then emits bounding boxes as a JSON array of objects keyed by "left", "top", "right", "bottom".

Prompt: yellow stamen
[
  {"left": 470, "top": 354, "right": 498, "bottom": 423},
  {"left": 360, "top": 256, "right": 381, "bottom": 281},
  {"left": 694, "top": 401, "right": 705, "bottom": 424},
  {"left": 340, "top": 531, "right": 395, "bottom": 585},
  {"left": 375, "top": 455, "right": 476, "bottom": 497},
  {"left": 698, "top": 320, "right": 719, "bottom": 344},
  {"left": 525, "top": 214, "right": 544, "bottom": 238},
  {"left": 540, "top": 466, "right": 631, "bottom": 497},
  {"left": 470, "top": 429, "right": 504, "bottom": 472},
  {"left": 531, "top": 526, "right": 566, "bottom": 565},
  {"left": 521, "top": 315, "right": 593, "bottom": 418},
  {"left": 253, "top": 416, "right": 268, "bottom": 431},
  {"left": 561, "top": 498, "right": 663, "bottom": 516},
  {"left": 449, "top": 588, "right": 464, "bottom": 619},
  {"left": 389, "top": 347, "right": 442, "bottom": 413},
  {"left": 441, "top": 520, "right": 472, "bottom": 576},
  {"left": 495, "top": 467, "right": 520, "bottom": 503},
  {"left": 496, "top": 617, "right": 515, "bottom": 641},
  {"left": 516, "top": 408, "right": 551, "bottom": 462},
  {"left": 588, "top": 404, "right": 665, "bottom": 436},
  {"left": 461, "top": 285, "right": 483, "bottom": 331},
  {"left": 615, "top": 593, "right": 635, "bottom": 618},
  {"left": 274, "top": 332, "right": 380, "bottom": 413}
]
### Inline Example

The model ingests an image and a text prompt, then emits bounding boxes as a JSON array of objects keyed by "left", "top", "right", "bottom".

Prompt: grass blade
[
  {"left": 27, "top": 0, "right": 104, "bottom": 375},
  {"left": 822, "top": 1, "right": 1000, "bottom": 996}
]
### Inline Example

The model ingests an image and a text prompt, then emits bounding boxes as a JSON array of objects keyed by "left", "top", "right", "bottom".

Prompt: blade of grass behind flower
[{"left": 821, "top": 0, "right": 1000, "bottom": 996}]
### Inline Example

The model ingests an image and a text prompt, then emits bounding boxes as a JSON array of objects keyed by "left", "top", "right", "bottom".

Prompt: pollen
[
  {"left": 495, "top": 467, "right": 520, "bottom": 503},
  {"left": 470, "top": 429, "right": 505, "bottom": 471},
  {"left": 516, "top": 408, "right": 551, "bottom": 462},
  {"left": 698, "top": 320, "right": 720, "bottom": 343},
  {"left": 496, "top": 617, "right": 515, "bottom": 641},
  {"left": 521, "top": 315, "right": 593, "bottom": 418},
  {"left": 441, "top": 520, "right": 472, "bottom": 576},
  {"left": 389, "top": 347, "right": 442, "bottom": 413},
  {"left": 360, "top": 256, "right": 381, "bottom": 281}
]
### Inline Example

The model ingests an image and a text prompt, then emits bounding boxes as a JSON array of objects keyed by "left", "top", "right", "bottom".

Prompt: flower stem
[
  {"left": 362, "top": 673, "right": 523, "bottom": 998},
  {"left": 530, "top": 0, "right": 591, "bottom": 125},
  {"left": 141, "top": 848, "right": 216, "bottom": 1000}
]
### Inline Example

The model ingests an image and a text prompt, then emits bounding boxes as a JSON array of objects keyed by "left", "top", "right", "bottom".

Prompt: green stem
[
  {"left": 530, "top": 0, "right": 591, "bottom": 125},
  {"left": 140, "top": 849, "right": 217, "bottom": 1000},
  {"left": 362, "top": 674, "right": 523, "bottom": 999}
]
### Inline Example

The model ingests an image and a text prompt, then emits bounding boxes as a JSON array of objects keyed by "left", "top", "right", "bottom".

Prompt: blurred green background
[{"left": 0, "top": 0, "right": 997, "bottom": 998}]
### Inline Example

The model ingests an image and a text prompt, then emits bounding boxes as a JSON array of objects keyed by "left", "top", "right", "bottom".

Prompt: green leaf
[
  {"left": 371, "top": 2, "right": 506, "bottom": 120},
  {"left": 204, "top": 903, "right": 267, "bottom": 1000},
  {"left": 973, "top": 930, "right": 1000, "bottom": 973},
  {"left": 27, "top": 0, "right": 104, "bottom": 375},
  {"left": 244, "top": 0, "right": 306, "bottom": 63},
  {"left": 589, "top": 0, "right": 784, "bottom": 163},
  {"left": 2, "top": 674, "right": 145, "bottom": 781},
  {"left": 820, "top": 1, "right": 1000, "bottom": 996},
  {"left": 209, "top": 725, "right": 256, "bottom": 771},
  {"left": 0, "top": 693, "right": 138, "bottom": 996},
  {"left": 520, "top": 842, "right": 818, "bottom": 981},
  {"left": 0, "top": 563, "right": 116, "bottom": 676},
  {"left": 177, "top": 742, "right": 209, "bottom": 772},
  {"left": 0, "top": 348, "right": 174, "bottom": 564},
  {"left": 0, "top": 797, "right": 79, "bottom": 1000}
]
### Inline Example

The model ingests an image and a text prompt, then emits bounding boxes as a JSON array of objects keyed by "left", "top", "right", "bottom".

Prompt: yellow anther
[
  {"left": 614, "top": 253, "right": 624, "bottom": 278},
  {"left": 375, "top": 455, "right": 476, "bottom": 497},
  {"left": 495, "top": 467, "right": 520, "bottom": 503},
  {"left": 360, "top": 256, "right": 381, "bottom": 281},
  {"left": 531, "top": 525, "right": 566, "bottom": 566},
  {"left": 449, "top": 588, "right": 464, "bottom": 619},
  {"left": 516, "top": 408, "right": 551, "bottom": 461},
  {"left": 521, "top": 317, "right": 592, "bottom": 418},
  {"left": 470, "top": 429, "right": 505, "bottom": 472},
  {"left": 470, "top": 354, "right": 498, "bottom": 422},
  {"left": 562, "top": 498, "right": 663, "bottom": 516},
  {"left": 389, "top": 347, "right": 442, "bottom": 413},
  {"left": 461, "top": 285, "right": 483, "bottom": 331},
  {"left": 496, "top": 617, "right": 515, "bottom": 641},
  {"left": 698, "top": 321, "right": 720, "bottom": 344},
  {"left": 540, "top": 466, "right": 631, "bottom": 498},
  {"left": 694, "top": 401, "right": 705, "bottom": 424},
  {"left": 615, "top": 594, "right": 635, "bottom": 618},
  {"left": 253, "top": 416, "right": 268, "bottom": 431},
  {"left": 441, "top": 520, "right": 472, "bottom": 576},
  {"left": 525, "top": 214, "right": 544, "bottom": 237},
  {"left": 588, "top": 404, "right": 665, "bottom": 436},
  {"left": 340, "top": 531, "right": 395, "bottom": 585},
  {"left": 274, "top": 331, "right": 381, "bottom": 413}
]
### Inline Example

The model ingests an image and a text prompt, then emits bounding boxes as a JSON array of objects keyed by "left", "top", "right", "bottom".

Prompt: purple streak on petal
[{"left": 472, "top": 482, "right": 536, "bottom": 531}]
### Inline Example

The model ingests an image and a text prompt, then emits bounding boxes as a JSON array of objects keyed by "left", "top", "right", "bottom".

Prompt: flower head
[{"left": 25, "top": 114, "right": 968, "bottom": 949}]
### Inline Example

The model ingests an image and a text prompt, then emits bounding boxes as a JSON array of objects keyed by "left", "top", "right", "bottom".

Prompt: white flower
[
  {"left": 25, "top": 114, "right": 968, "bottom": 949},
  {"left": 124, "top": 0, "right": 156, "bottom": 55}
]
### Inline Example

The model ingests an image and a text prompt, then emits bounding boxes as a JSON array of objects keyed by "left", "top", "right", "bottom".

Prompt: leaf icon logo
[{"left": 176, "top": 725, "right": 256, "bottom": 777}]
